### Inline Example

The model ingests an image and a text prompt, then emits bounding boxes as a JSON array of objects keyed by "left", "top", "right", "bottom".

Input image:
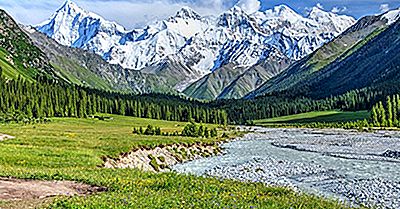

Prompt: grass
[
  {"left": 0, "top": 48, "right": 36, "bottom": 82},
  {"left": 255, "top": 110, "right": 369, "bottom": 125},
  {"left": 0, "top": 114, "right": 348, "bottom": 208},
  {"left": 51, "top": 57, "right": 114, "bottom": 91}
]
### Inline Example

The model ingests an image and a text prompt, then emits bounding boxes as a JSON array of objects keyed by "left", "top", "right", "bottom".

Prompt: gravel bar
[{"left": 173, "top": 128, "right": 400, "bottom": 209}]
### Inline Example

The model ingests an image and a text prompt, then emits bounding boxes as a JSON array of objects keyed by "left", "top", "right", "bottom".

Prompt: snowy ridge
[
  {"left": 382, "top": 7, "right": 400, "bottom": 25},
  {"left": 37, "top": 0, "right": 126, "bottom": 55},
  {"left": 37, "top": 1, "right": 357, "bottom": 90}
]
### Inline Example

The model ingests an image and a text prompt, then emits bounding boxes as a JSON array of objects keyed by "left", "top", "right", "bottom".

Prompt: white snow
[
  {"left": 37, "top": 1, "right": 357, "bottom": 77},
  {"left": 382, "top": 8, "right": 400, "bottom": 25}
]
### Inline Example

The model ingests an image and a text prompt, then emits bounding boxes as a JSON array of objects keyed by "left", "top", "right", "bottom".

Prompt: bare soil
[
  {"left": 0, "top": 177, "right": 105, "bottom": 209},
  {"left": 0, "top": 134, "right": 14, "bottom": 141}
]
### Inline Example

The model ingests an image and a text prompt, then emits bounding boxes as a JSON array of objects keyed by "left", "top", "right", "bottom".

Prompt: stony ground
[{"left": 174, "top": 128, "right": 400, "bottom": 209}]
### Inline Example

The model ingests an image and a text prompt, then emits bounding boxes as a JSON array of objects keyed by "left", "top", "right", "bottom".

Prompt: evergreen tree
[
  {"left": 378, "top": 102, "right": 387, "bottom": 127},
  {"left": 393, "top": 95, "right": 398, "bottom": 127},
  {"left": 198, "top": 124, "right": 205, "bottom": 137},
  {"left": 397, "top": 95, "right": 400, "bottom": 127},
  {"left": 139, "top": 127, "right": 144, "bottom": 134},
  {"left": 371, "top": 105, "right": 379, "bottom": 127},
  {"left": 210, "top": 128, "right": 218, "bottom": 138},
  {"left": 387, "top": 96, "right": 393, "bottom": 127},
  {"left": 204, "top": 127, "right": 210, "bottom": 138}
]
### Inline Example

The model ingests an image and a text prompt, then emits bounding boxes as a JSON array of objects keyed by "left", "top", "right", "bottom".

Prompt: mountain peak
[
  {"left": 229, "top": 6, "right": 246, "bottom": 14},
  {"left": 56, "top": 0, "right": 90, "bottom": 15},
  {"left": 308, "top": 6, "right": 333, "bottom": 20},
  {"left": 37, "top": 0, "right": 125, "bottom": 51},
  {"left": 267, "top": 4, "right": 300, "bottom": 17},
  {"left": 174, "top": 6, "right": 201, "bottom": 20},
  {"left": 262, "top": 4, "right": 303, "bottom": 22}
]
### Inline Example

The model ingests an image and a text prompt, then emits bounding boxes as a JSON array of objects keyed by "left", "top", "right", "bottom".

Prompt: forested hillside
[
  {"left": 0, "top": 74, "right": 227, "bottom": 124},
  {"left": 248, "top": 15, "right": 389, "bottom": 98}
]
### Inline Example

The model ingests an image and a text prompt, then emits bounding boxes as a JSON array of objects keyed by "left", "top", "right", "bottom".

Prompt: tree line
[
  {"left": 3, "top": 67, "right": 400, "bottom": 126},
  {"left": 371, "top": 94, "right": 400, "bottom": 127},
  {"left": 133, "top": 122, "right": 218, "bottom": 138},
  {"left": 214, "top": 86, "right": 398, "bottom": 124},
  {"left": 0, "top": 73, "right": 228, "bottom": 125}
]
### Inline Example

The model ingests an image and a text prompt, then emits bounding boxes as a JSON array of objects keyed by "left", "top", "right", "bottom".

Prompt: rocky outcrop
[{"left": 103, "top": 143, "right": 222, "bottom": 172}]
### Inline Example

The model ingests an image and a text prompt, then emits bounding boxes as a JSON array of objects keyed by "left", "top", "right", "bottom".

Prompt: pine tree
[
  {"left": 139, "top": 127, "right": 144, "bottom": 134},
  {"left": 210, "top": 128, "right": 218, "bottom": 138},
  {"left": 393, "top": 95, "right": 398, "bottom": 127},
  {"left": 387, "top": 96, "right": 393, "bottom": 127},
  {"left": 204, "top": 127, "right": 210, "bottom": 138},
  {"left": 198, "top": 124, "right": 205, "bottom": 137},
  {"left": 397, "top": 94, "right": 400, "bottom": 127},
  {"left": 378, "top": 102, "right": 387, "bottom": 127},
  {"left": 371, "top": 105, "right": 379, "bottom": 127}
]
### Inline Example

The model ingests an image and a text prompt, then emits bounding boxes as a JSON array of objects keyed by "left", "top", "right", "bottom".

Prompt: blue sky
[{"left": 1, "top": 0, "right": 400, "bottom": 29}]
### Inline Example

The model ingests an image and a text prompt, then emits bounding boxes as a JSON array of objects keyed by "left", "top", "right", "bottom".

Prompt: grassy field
[
  {"left": 255, "top": 110, "right": 369, "bottom": 126},
  {"left": 0, "top": 115, "right": 347, "bottom": 208}
]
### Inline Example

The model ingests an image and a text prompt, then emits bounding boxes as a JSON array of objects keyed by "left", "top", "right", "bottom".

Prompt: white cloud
[
  {"left": 380, "top": 3, "right": 390, "bottom": 13},
  {"left": 80, "top": 0, "right": 231, "bottom": 29},
  {"left": 331, "top": 6, "right": 348, "bottom": 13},
  {"left": 316, "top": 3, "right": 324, "bottom": 9},
  {"left": 0, "top": 0, "right": 234, "bottom": 29},
  {"left": 236, "top": 0, "right": 261, "bottom": 14}
]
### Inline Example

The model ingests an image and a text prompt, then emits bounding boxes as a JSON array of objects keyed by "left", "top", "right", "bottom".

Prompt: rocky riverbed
[{"left": 173, "top": 128, "right": 400, "bottom": 209}]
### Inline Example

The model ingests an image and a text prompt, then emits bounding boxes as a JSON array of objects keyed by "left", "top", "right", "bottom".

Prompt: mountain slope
[
  {"left": 218, "top": 52, "right": 291, "bottom": 99},
  {"left": 36, "top": 1, "right": 355, "bottom": 99},
  {"left": 184, "top": 49, "right": 291, "bottom": 100},
  {"left": 247, "top": 11, "right": 397, "bottom": 98},
  {"left": 248, "top": 10, "right": 400, "bottom": 99},
  {"left": 26, "top": 28, "right": 182, "bottom": 94},
  {"left": 297, "top": 18, "right": 400, "bottom": 99},
  {"left": 0, "top": 9, "right": 57, "bottom": 81}
]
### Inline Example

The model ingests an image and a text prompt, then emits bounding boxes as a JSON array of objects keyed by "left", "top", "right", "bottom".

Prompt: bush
[{"left": 181, "top": 120, "right": 217, "bottom": 138}]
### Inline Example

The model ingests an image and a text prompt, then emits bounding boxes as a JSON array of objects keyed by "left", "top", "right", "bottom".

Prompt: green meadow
[{"left": 0, "top": 115, "right": 347, "bottom": 208}]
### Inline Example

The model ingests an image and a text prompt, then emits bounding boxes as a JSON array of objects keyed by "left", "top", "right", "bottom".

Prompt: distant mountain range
[
  {"left": 247, "top": 8, "right": 400, "bottom": 99},
  {"left": 1, "top": 1, "right": 400, "bottom": 102},
  {"left": 35, "top": 0, "right": 355, "bottom": 99}
]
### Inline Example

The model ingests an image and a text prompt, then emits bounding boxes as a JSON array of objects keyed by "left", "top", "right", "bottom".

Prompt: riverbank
[
  {"left": 104, "top": 142, "right": 223, "bottom": 172},
  {"left": 0, "top": 115, "right": 347, "bottom": 208},
  {"left": 173, "top": 128, "right": 400, "bottom": 209}
]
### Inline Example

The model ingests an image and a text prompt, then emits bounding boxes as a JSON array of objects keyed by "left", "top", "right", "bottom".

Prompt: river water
[{"left": 173, "top": 128, "right": 400, "bottom": 209}]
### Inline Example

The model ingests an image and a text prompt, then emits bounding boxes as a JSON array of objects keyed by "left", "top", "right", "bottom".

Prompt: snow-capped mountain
[
  {"left": 38, "top": 1, "right": 355, "bottom": 72},
  {"left": 37, "top": 1, "right": 357, "bottom": 97},
  {"left": 104, "top": 6, "right": 211, "bottom": 70},
  {"left": 37, "top": 0, "right": 126, "bottom": 56}
]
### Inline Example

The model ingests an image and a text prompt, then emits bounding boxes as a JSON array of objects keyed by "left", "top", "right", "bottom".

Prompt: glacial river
[{"left": 173, "top": 128, "right": 400, "bottom": 209}]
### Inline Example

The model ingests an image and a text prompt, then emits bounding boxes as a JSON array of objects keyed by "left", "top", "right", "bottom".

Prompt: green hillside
[
  {"left": 255, "top": 110, "right": 369, "bottom": 125},
  {"left": 248, "top": 15, "right": 388, "bottom": 98},
  {"left": 0, "top": 10, "right": 57, "bottom": 81}
]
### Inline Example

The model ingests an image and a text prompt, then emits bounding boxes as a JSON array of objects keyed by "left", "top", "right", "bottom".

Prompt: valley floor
[
  {"left": 0, "top": 115, "right": 346, "bottom": 208},
  {"left": 254, "top": 110, "right": 369, "bottom": 125}
]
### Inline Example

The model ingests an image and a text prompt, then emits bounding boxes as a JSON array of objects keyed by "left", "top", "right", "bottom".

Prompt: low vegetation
[
  {"left": 133, "top": 121, "right": 219, "bottom": 138},
  {"left": 255, "top": 110, "right": 372, "bottom": 130},
  {"left": 255, "top": 110, "right": 369, "bottom": 124},
  {"left": 0, "top": 115, "right": 347, "bottom": 208}
]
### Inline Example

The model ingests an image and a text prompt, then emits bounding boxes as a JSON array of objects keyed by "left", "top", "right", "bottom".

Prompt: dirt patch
[
  {"left": 0, "top": 134, "right": 15, "bottom": 142},
  {"left": 0, "top": 177, "right": 105, "bottom": 208}
]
